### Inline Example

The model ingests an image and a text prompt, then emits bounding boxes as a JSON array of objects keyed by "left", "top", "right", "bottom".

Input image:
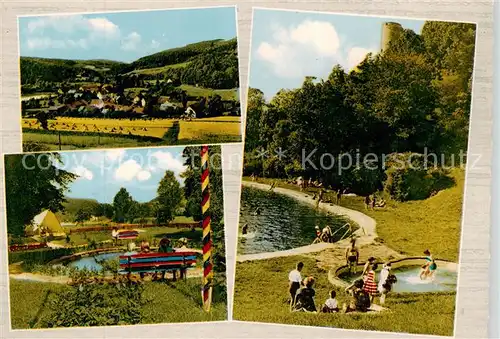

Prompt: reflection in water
[
  {"left": 341, "top": 266, "right": 457, "bottom": 293},
  {"left": 238, "top": 187, "right": 350, "bottom": 255}
]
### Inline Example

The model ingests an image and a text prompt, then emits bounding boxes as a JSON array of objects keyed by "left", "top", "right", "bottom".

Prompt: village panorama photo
[{"left": 18, "top": 6, "right": 241, "bottom": 152}]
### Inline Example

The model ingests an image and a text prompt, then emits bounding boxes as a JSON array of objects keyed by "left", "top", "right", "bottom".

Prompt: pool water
[
  {"left": 340, "top": 266, "right": 457, "bottom": 293},
  {"left": 238, "top": 187, "right": 351, "bottom": 255},
  {"left": 67, "top": 252, "right": 125, "bottom": 271}
]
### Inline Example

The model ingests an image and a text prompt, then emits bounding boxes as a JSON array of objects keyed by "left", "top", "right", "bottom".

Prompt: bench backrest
[
  {"left": 117, "top": 230, "right": 139, "bottom": 240},
  {"left": 119, "top": 251, "right": 198, "bottom": 271}
]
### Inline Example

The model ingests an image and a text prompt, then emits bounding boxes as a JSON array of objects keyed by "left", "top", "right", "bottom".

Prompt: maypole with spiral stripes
[{"left": 200, "top": 145, "right": 213, "bottom": 312}]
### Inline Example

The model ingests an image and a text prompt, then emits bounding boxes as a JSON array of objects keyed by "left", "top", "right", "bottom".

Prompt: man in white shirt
[{"left": 288, "top": 262, "right": 304, "bottom": 308}]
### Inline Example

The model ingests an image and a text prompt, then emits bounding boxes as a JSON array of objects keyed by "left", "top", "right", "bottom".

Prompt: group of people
[
  {"left": 287, "top": 258, "right": 398, "bottom": 315},
  {"left": 364, "top": 195, "right": 386, "bottom": 210}
]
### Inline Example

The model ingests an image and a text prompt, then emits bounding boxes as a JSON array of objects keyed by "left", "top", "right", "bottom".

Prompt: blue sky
[
  {"left": 249, "top": 9, "right": 426, "bottom": 99},
  {"left": 18, "top": 6, "right": 237, "bottom": 62},
  {"left": 57, "top": 147, "right": 189, "bottom": 203}
]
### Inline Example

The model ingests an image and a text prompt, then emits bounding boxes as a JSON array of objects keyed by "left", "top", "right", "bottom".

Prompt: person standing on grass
[
  {"left": 363, "top": 263, "right": 378, "bottom": 303},
  {"left": 371, "top": 195, "right": 377, "bottom": 210},
  {"left": 288, "top": 262, "right": 304, "bottom": 309},
  {"left": 345, "top": 238, "right": 360, "bottom": 275},
  {"left": 111, "top": 227, "right": 119, "bottom": 246},
  {"left": 336, "top": 189, "right": 343, "bottom": 205},
  {"left": 364, "top": 195, "right": 371, "bottom": 210},
  {"left": 362, "top": 257, "right": 376, "bottom": 277}
]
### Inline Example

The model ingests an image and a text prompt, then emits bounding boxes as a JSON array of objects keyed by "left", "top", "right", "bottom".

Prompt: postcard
[
  {"left": 233, "top": 8, "right": 477, "bottom": 337},
  {"left": 18, "top": 7, "right": 241, "bottom": 152},
  {"left": 4, "top": 145, "right": 227, "bottom": 328}
]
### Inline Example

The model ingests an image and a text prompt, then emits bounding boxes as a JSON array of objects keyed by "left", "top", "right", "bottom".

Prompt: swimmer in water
[
  {"left": 254, "top": 207, "right": 262, "bottom": 215},
  {"left": 242, "top": 224, "right": 248, "bottom": 235}
]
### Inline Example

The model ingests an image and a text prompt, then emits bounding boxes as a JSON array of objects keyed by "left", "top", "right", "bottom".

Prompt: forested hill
[{"left": 20, "top": 38, "right": 238, "bottom": 89}]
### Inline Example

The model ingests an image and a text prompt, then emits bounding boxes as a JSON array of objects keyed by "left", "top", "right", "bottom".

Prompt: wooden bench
[{"left": 119, "top": 251, "right": 198, "bottom": 280}]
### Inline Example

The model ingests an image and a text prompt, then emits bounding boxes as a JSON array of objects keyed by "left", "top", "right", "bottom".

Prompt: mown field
[{"left": 22, "top": 116, "right": 241, "bottom": 150}]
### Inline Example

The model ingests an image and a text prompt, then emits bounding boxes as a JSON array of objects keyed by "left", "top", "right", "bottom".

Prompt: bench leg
[{"left": 172, "top": 270, "right": 177, "bottom": 282}]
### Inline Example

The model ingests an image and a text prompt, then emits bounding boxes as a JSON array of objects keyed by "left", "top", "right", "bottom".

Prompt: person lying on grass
[
  {"left": 292, "top": 276, "right": 317, "bottom": 313},
  {"left": 320, "top": 290, "right": 339, "bottom": 313},
  {"left": 343, "top": 279, "right": 371, "bottom": 313}
]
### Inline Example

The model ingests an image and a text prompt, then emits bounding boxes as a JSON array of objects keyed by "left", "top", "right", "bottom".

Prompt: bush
[
  {"left": 8, "top": 247, "right": 74, "bottom": 265},
  {"left": 40, "top": 282, "right": 145, "bottom": 327},
  {"left": 384, "top": 153, "right": 455, "bottom": 201}
]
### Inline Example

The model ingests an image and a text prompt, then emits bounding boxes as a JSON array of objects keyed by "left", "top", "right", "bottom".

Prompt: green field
[
  {"left": 127, "top": 62, "right": 191, "bottom": 75},
  {"left": 180, "top": 85, "right": 238, "bottom": 101},
  {"left": 233, "top": 255, "right": 455, "bottom": 336},
  {"left": 10, "top": 278, "right": 227, "bottom": 329}
]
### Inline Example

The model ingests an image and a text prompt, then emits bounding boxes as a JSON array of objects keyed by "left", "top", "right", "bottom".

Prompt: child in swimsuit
[
  {"left": 345, "top": 238, "right": 359, "bottom": 274},
  {"left": 420, "top": 249, "right": 437, "bottom": 280}
]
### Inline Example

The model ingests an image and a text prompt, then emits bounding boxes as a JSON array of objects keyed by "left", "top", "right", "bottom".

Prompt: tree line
[{"left": 244, "top": 21, "right": 475, "bottom": 201}]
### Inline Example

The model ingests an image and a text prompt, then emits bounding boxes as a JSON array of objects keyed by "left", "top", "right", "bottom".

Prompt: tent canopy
[{"left": 26, "top": 210, "right": 66, "bottom": 238}]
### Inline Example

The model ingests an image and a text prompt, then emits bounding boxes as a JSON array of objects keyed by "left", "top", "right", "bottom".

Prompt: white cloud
[
  {"left": 27, "top": 15, "right": 119, "bottom": 37},
  {"left": 347, "top": 47, "right": 376, "bottom": 70},
  {"left": 137, "top": 170, "right": 152, "bottom": 181},
  {"left": 150, "top": 151, "right": 186, "bottom": 173},
  {"left": 256, "top": 19, "right": 380, "bottom": 79},
  {"left": 72, "top": 165, "right": 94, "bottom": 181},
  {"left": 114, "top": 159, "right": 142, "bottom": 181},
  {"left": 256, "top": 20, "right": 342, "bottom": 79},
  {"left": 151, "top": 39, "right": 160, "bottom": 49},
  {"left": 121, "top": 32, "right": 141, "bottom": 51},
  {"left": 25, "top": 14, "right": 120, "bottom": 50}
]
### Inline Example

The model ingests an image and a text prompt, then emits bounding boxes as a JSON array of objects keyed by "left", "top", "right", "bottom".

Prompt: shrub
[
  {"left": 384, "top": 153, "right": 455, "bottom": 201},
  {"left": 40, "top": 282, "right": 145, "bottom": 327},
  {"left": 8, "top": 247, "right": 74, "bottom": 265}
]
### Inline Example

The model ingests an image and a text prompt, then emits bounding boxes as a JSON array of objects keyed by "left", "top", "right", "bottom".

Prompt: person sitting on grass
[
  {"left": 343, "top": 279, "right": 371, "bottom": 313},
  {"left": 288, "top": 262, "right": 304, "bottom": 309},
  {"left": 292, "top": 277, "right": 317, "bottom": 313},
  {"left": 321, "top": 290, "right": 339, "bottom": 313}
]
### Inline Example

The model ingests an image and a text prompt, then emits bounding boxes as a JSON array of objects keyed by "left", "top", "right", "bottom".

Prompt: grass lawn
[
  {"left": 9, "top": 278, "right": 226, "bottom": 329},
  {"left": 233, "top": 255, "right": 456, "bottom": 336},
  {"left": 245, "top": 167, "right": 464, "bottom": 261},
  {"left": 179, "top": 85, "right": 238, "bottom": 101}
]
